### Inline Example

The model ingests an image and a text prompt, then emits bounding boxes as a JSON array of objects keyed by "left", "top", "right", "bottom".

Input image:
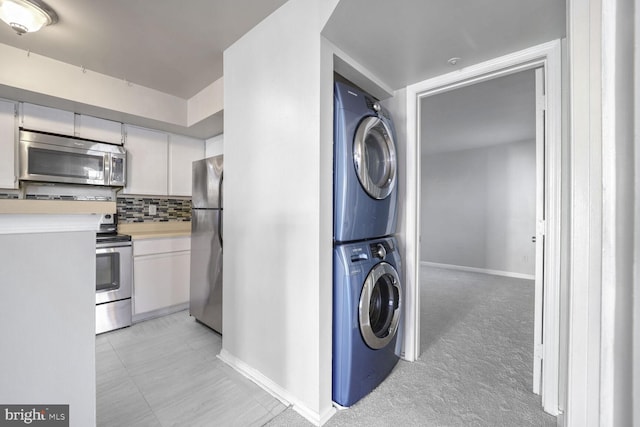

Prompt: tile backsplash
[
  {"left": 1, "top": 190, "right": 191, "bottom": 223},
  {"left": 117, "top": 196, "right": 191, "bottom": 223}
]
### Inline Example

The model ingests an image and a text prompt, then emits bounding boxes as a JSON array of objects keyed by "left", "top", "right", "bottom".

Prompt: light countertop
[
  {"left": 0, "top": 199, "right": 116, "bottom": 215},
  {"left": 119, "top": 221, "right": 191, "bottom": 239}
]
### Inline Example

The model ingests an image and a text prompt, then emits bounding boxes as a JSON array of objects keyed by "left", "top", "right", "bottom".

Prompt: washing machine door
[
  {"left": 359, "top": 261, "right": 402, "bottom": 350},
  {"left": 353, "top": 116, "right": 397, "bottom": 200}
]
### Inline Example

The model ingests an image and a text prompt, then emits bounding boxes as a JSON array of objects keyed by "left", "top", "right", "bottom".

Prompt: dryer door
[
  {"left": 359, "top": 261, "right": 402, "bottom": 350},
  {"left": 353, "top": 116, "right": 397, "bottom": 200}
]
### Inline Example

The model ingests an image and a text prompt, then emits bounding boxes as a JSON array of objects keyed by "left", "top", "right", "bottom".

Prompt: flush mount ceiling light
[{"left": 0, "top": 0, "right": 57, "bottom": 35}]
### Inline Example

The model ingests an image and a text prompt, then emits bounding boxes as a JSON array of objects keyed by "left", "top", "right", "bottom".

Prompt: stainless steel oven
[{"left": 96, "top": 214, "right": 132, "bottom": 334}]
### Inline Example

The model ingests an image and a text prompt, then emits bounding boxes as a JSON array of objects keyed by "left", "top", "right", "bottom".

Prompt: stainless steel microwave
[{"left": 19, "top": 130, "right": 126, "bottom": 187}]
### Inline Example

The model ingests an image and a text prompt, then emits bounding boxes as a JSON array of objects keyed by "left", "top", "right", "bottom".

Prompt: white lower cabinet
[{"left": 132, "top": 236, "right": 190, "bottom": 319}]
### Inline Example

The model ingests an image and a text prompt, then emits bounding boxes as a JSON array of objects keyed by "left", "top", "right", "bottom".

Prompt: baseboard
[
  {"left": 421, "top": 261, "right": 535, "bottom": 281},
  {"left": 218, "top": 349, "right": 336, "bottom": 426},
  {"left": 132, "top": 302, "right": 189, "bottom": 323}
]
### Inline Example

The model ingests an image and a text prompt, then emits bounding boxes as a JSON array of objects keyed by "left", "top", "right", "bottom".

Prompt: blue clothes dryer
[
  {"left": 334, "top": 82, "right": 398, "bottom": 243},
  {"left": 333, "top": 236, "right": 403, "bottom": 407}
]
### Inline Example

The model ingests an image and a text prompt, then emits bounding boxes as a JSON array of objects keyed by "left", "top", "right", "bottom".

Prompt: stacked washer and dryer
[{"left": 332, "top": 81, "right": 403, "bottom": 407}]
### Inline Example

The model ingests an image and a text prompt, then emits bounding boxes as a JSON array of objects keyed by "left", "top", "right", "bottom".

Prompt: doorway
[
  {"left": 419, "top": 70, "right": 537, "bottom": 280},
  {"left": 402, "top": 41, "right": 562, "bottom": 416},
  {"left": 419, "top": 67, "right": 542, "bottom": 406}
]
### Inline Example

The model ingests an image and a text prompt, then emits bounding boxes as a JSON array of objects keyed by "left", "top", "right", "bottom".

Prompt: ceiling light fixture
[{"left": 0, "top": 0, "right": 57, "bottom": 35}]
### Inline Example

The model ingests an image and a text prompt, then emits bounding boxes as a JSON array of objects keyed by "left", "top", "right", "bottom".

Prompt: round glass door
[
  {"left": 353, "top": 116, "right": 397, "bottom": 200},
  {"left": 359, "top": 262, "right": 402, "bottom": 349}
]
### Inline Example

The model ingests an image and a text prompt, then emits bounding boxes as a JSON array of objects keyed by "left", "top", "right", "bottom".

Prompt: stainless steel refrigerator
[{"left": 189, "top": 155, "right": 223, "bottom": 334}]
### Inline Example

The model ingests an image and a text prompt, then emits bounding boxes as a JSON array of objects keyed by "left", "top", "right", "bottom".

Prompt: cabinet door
[
  {"left": 21, "top": 103, "right": 75, "bottom": 136},
  {"left": 0, "top": 100, "right": 16, "bottom": 189},
  {"left": 205, "top": 133, "right": 224, "bottom": 157},
  {"left": 123, "top": 125, "right": 168, "bottom": 195},
  {"left": 133, "top": 251, "right": 190, "bottom": 315},
  {"left": 168, "top": 134, "right": 205, "bottom": 196},
  {"left": 76, "top": 114, "right": 123, "bottom": 145}
]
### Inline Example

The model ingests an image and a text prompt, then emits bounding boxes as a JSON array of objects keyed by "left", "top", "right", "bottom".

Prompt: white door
[{"left": 532, "top": 67, "right": 545, "bottom": 395}]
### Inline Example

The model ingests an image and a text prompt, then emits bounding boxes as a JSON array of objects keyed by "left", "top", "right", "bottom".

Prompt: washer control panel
[{"left": 346, "top": 239, "right": 395, "bottom": 263}]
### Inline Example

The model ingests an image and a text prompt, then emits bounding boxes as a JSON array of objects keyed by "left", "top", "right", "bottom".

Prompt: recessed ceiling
[
  {"left": 0, "top": 0, "right": 288, "bottom": 99},
  {"left": 323, "top": 0, "right": 565, "bottom": 90},
  {"left": 420, "top": 69, "right": 536, "bottom": 155}
]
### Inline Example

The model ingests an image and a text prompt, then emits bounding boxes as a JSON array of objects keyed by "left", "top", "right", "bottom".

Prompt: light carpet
[{"left": 267, "top": 266, "right": 556, "bottom": 426}]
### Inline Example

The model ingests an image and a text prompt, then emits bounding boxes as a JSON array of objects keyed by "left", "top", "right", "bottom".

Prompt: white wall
[
  {"left": 420, "top": 140, "right": 536, "bottom": 276},
  {"left": 0, "top": 43, "right": 185, "bottom": 126},
  {"left": 187, "top": 77, "right": 224, "bottom": 126},
  {"left": 0, "top": 231, "right": 96, "bottom": 427},
  {"left": 566, "top": 0, "right": 638, "bottom": 424},
  {"left": 381, "top": 89, "right": 411, "bottom": 356},
  {"left": 566, "top": 0, "right": 604, "bottom": 424},
  {"left": 221, "top": 0, "right": 337, "bottom": 424},
  {"left": 600, "top": 0, "right": 635, "bottom": 424},
  {"left": 635, "top": 2, "right": 640, "bottom": 424},
  {"left": 0, "top": 43, "right": 224, "bottom": 139}
]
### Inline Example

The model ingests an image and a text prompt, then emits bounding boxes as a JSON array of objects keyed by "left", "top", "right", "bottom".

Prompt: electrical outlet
[{"left": 149, "top": 204, "right": 157, "bottom": 215}]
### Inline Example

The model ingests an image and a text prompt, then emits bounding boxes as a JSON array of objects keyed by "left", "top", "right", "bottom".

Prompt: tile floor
[
  {"left": 96, "top": 311, "right": 287, "bottom": 427},
  {"left": 98, "top": 267, "right": 555, "bottom": 426}
]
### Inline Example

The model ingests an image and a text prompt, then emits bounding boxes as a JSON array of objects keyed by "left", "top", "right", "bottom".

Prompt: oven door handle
[
  {"left": 97, "top": 283, "right": 120, "bottom": 293},
  {"left": 96, "top": 244, "right": 131, "bottom": 252},
  {"left": 96, "top": 247, "right": 119, "bottom": 254}
]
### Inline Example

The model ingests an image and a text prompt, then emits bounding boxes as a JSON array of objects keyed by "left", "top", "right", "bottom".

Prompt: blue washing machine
[
  {"left": 333, "top": 236, "right": 403, "bottom": 407},
  {"left": 334, "top": 82, "right": 398, "bottom": 243}
]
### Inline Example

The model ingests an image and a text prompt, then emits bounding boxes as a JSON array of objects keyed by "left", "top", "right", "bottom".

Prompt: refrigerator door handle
[
  {"left": 218, "top": 171, "right": 223, "bottom": 210},
  {"left": 218, "top": 172, "right": 223, "bottom": 248},
  {"left": 218, "top": 211, "right": 223, "bottom": 248}
]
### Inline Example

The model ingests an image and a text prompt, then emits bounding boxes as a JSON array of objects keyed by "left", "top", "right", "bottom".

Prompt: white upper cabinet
[
  {"left": 20, "top": 103, "right": 75, "bottom": 136},
  {"left": 75, "top": 114, "right": 123, "bottom": 145},
  {"left": 205, "top": 133, "right": 224, "bottom": 157},
  {"left": 123, "top": 125, "right": 168, "bottom": 196},
  {"left": 0, "top": 99, "right": 17, "bottom": 189},
  {"left": 168, "top": 134, "right": 205, "bottom": 196}
]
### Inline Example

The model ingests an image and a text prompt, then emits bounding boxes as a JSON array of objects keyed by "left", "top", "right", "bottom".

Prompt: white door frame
[{"left": 403, "top": 40, "right": 562, "bottom": 416}]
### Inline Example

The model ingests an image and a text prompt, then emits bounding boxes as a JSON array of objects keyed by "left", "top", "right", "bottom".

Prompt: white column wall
[
  {"left": 566, "top": 0, "right": 603, "bottom": 425},
  {"left": 222, "top": 0, "right": 337, "bottom": 423},
  {"left": 600, "top": 0, "right": 635, "bottom": 424},
  {"left": 0, "top": 231, "right": 96, "bottom": 427}
]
